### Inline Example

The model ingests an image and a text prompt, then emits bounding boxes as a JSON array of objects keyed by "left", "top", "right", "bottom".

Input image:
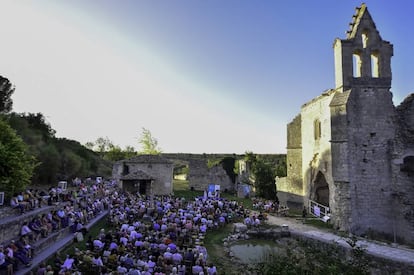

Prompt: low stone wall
[
  {"left": 291, "top": 232, "right": 414, "bottom": 274},
  {"left": 276, "top": 190, "right": 304, "bottom": 210},
  {"left": 0, "top": 205, "right": 60, "bottom": 244}
]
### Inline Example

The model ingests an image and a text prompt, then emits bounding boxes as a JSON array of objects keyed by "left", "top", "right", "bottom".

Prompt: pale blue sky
[{"left": 0, "top": 1, "right": 413, "bottom": 154}]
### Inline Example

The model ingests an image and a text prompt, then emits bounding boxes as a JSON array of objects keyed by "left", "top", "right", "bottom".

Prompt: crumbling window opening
[
  {"left": 353, "top": 52, "right": 362, "bottom": 77},
  {"left": 362, "top": 31, "right": 369, "bottom": 48},
  {"left": 123, "top": 164, "right": 129, "bottom": 175},
  {"left": 314, "top": 119, "right": 321, "bottom": 140},
  {"left": 371, "top": 51, "right": 380, "bottom": 78}
]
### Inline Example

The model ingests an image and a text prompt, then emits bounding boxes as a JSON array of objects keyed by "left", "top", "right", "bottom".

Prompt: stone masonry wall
[
  {"left": 187, "top": 159, "right": 234, "bottom": 192},
  {"left": 282, "top": 115, "right": 303, "bottom": 206},
  {"left": 300, "top": 90, "right": 336, "bottom": 207},
  {"left": 129, "top": 162, "right": 174, "bottom": 195},
  {"left": 0, "top": 206, "right": 59, "bottom": 244},
  {"left": 330, "top": 92, "right": 352, "bottom": 230},
  {"left": 392, "top": 93, "right": 414, "bottom": 243},
  {"left": 346, "top": 88, "right": 396, "bottom": 236}
]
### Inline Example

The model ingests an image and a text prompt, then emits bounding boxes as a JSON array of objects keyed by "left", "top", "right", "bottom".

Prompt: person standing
[{"left": 302, "top": 206, "right": 307, "bottom": 224}]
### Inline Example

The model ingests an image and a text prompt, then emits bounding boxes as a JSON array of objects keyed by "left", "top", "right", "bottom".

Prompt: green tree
[
  {"left": 244, "top": 151, "right": 277, "bottom": 199},
  {"left": 33, "top": 143, "right": 60, "bottom": 185},
  {"left": 137, "top": 128, "right": 162, "bottom": 154},
  {"left": 7, "top": 114, "right": 113, "bottom": 184},
  {"left": 84, "top": 142, "right": 95, "bottom": 151},
  {"left": 276, "top": 160, "right": 287, "bottom": 177},
  {"left": 95, "top": 137, "right": 113, "bottom": 155},
  {"left": 0, "top": 118, "right": 36, "bottom": 198},
  {"left": 251, "top": 157, "right": 277, "bottom": 199},
  {"left": 105, "top": 144, "right": 127, "bottom": 161},
  {"left": 0, "top": 76, "right": 14, "bottom": 114},
  {"left": 123, "top": 145, "right": 136, "bottom": 159}
]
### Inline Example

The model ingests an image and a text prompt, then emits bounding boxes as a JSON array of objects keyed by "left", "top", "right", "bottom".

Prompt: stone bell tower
[
  {"left": 330, "top": 4, "right": 398, "bottom": 236},
  {"left": 333, "top": 3, "right": 393, "bottom": 92}
]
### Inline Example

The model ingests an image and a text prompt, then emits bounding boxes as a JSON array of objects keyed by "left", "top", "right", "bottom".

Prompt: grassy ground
[
  {"left": 203, "top": 224, "right": 241, "bottom": 274},
  {"left": 172, "top": 179, "right": 203, "bottom": 199},
  {"left": 173, "top": 179, "right": 253, "bottom": 209},
  {"left": 304, "top": 217, "right": 334, "bottom": 230}
]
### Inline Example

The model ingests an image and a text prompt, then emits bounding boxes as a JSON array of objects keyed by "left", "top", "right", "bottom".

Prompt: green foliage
[
  {"left": 303, "top": 218, "right": 334, "bottom": 230},
  {"left": 173, "top": 165, "right": 189, "bottom": 175},
  {"left": 7, "top": 113, "right": 112, "bottom": 184},
  {"left": 233, "top": 159, "right": 240, "bottom": 175},
  {"left": 242, "top": 151, "right": 287, "bottom": 199},
  {"left": 173, "top": 179, "right": 203, "bottom": 199},
  {"left": 95, "top": 136, "right": 112, "bottom": 155},
  {"left": 207, "top": 158, "right": 221, "bottom": 168},
  {"left": 0, "top": 118, "right": 37, "bottom": 198},
  {"left": 244, "top": 151, "right": 257, "bottom": 163},
  {"left": 86, "top": 137, "right": 137, "bottom": 161},
  {"left": 0, "top": 76, "right": 14, "bottom": 114},
  {"left": 257, "top": 239, "right": 370, "bottom": 275},
  {"left": 251, "top": 157, "right": 277, "bottom": 200},
  {"left": 137, "top": 127, "right": 162, "bottom": 155},
  {"left": 275, "top": 160, "right": 287, "bottom": 177},
  {"left": 32, "top": 143, "right": 60, "bottom": 184},
  {"left": 24, "top": 112, "right": 56, "bottom": 139},
  {"left": 54, "top": 138, "right": 112, "bottom": 180}
]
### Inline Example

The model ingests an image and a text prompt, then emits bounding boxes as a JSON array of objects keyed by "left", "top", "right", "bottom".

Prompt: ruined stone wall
[
  {"left": 112, "top": 160, "right": 173, "bottom": 195},
  {"left": 187, "top": 158, "right": 234, "bottom": 192},
  {"left": 330, "top": 91, "right": 352, "bottom": 230},
  {"left": 300, "top": 90, "right": 335, "bottom": 207},
  {"left": 112, "top": 162, "right": 123, "bottom": 181},
  {"left": 162, "top": 153, "right": 285, "bottom": 192},
  {"left": 282, "top": 114, "right": 303, "bottom": 204},
  {"left": 129, "top": 162, "right": 173, "bottom": 195},
  {"left": 392, "top": 94, "right": 414, "bottom": 244},
  {"left": 346, "top": 88, "right": 396, "bottom": 236}
]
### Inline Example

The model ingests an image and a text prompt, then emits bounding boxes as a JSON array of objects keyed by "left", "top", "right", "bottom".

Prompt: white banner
[{"left": 314, "top": 206, "right": 321, "bottom": 217}]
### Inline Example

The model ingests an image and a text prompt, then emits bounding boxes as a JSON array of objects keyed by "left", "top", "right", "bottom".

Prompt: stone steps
[
  {"left": 32, "top": 226, "right": 72, "bottom": 255},
  {"left": 0, "top": 205, "right": 57, "bottom": 244},
  {"left": 15, "top": 210, "right": 108, "bottom": 275}
]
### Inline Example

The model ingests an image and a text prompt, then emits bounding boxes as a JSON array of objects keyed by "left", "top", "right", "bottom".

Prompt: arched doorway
[{"left": 312, "top": 171, "right": 329, "bottom": 206}]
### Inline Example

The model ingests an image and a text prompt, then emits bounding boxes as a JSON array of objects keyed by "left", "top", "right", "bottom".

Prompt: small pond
[{"left": 229, "top": 240, "right": 280, "bottom": 263}]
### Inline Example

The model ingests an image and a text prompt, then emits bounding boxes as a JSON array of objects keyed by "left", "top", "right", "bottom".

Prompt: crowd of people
[
  {"left": 1, "top": 179, "right": 262, "bottom": 274},
  {"left": 42, "top": 187, "right": 252, "bottom": 275},
  {"left": 1, "top": 180, "right": 114, "bottom": 274},
  {"left": 251, "top": 197, "right": 289, "bottom": 216}
]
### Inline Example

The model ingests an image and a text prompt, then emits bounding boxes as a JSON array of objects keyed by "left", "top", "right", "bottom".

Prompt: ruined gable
[
  {"left": 396, "top": 93, "right": 414, "bottom": 143},
  {"left": 334, "top": 3, "right": 393, "bottom": 91}
]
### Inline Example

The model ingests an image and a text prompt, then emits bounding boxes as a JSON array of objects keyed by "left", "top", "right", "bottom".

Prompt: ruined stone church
[{"left": 278, "top": 4, "right": 414, "bottom": 244}]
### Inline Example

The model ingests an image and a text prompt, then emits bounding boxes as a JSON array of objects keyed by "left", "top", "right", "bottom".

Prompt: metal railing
[{"left": 308, "top": 199, "right": 331, "bottom": 222}]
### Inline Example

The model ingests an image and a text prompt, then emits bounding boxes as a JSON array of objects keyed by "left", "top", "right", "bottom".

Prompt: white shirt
[
  {"left": 21, "top": 225, "right": 32, "bottom": 236},
  {"left": 0, "top": 251, "right": 6, "bottom": 265},
  {"left": 93, "top": 239, "right": 104, "bottom": 249},
  {"left": 92, "top": 256, "right": 104, "bottom": 267}
]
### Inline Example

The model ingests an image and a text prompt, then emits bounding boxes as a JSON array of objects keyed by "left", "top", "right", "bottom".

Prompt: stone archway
[{"left": 312, "top": 171, "right": 329, "bottom": 206}]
